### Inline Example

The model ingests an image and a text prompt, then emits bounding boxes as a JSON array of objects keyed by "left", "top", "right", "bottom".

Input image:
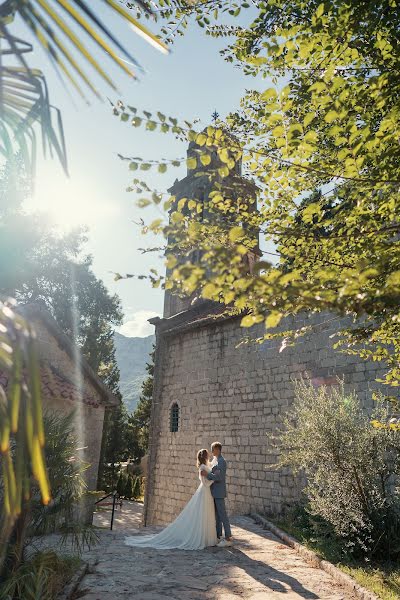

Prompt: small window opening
[{"left": 170, "top": 403, "right": 180, "bottom": 432}]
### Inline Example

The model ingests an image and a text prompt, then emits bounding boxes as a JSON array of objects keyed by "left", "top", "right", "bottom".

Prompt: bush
[
  {"left": 116, "top": 473, "right": 126, "bottom": 497},
  {"left": 124, "top": 476, "right": 135, "bottom": 500},
  {"left": 0, "top": 551, "right": 80, "bottom": 600},
  {"left": 277, "top": 379, "right": 400, "bottom": 559},
  {"left": 32, "top": 412, "right": 87, "bottom": 536},
  {"left": 132, "top": 476, "right": 142, "bottom": 500},
  {"left": 132, "top": 476, "right": 145, "bottom": 500},
  {"left": 1, "top": 411, "right": 97, "bottom": 586}
]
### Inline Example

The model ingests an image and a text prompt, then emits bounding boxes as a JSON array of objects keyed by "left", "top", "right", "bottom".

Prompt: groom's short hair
[{"left": 211, "top": 441, "right": 222, "bottom": 451}]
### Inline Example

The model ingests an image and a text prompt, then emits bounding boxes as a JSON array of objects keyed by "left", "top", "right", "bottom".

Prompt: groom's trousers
[{"left": 214, "top": 498, "right": 232, "bottom": 538}]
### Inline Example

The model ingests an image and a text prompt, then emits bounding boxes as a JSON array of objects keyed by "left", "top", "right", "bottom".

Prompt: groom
[{"left": 207, "top": 441, "right": 233, "bottom": 547}]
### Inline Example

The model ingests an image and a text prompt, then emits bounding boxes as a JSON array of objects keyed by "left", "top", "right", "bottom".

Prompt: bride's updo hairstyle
[{"left": 197, "top": 448, "right": 209, "bottom": 467}]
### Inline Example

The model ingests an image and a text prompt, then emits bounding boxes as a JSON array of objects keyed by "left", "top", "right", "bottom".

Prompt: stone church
[{"left": 143, "top": 137, "right": 386, "bottom": 527}]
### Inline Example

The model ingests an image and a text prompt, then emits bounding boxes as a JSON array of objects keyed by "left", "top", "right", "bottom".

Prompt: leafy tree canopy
[{"left": 115, "top": 0, "right": 400, "bottom": 402}]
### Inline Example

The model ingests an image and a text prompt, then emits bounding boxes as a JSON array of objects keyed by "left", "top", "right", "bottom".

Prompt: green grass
[
  {"left": 275, "top": 516, "right": 400, "bottom": 600},
  {"left": 341, "top": 564, "right": 400, "bottom": 600}
]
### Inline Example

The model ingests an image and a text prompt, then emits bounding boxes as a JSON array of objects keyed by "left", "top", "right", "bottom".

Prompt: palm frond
[
  {"left": 0, "top": 65, "right": 68, "bottom": 174},
  {"left": 13, "top": 0, "right": 168, "bottom": 92},
  {"left": 0, "top": 0, "right": 168, "bottom": 173},
  {"left": 0, "top": 300, "right": 50, "bottom": 576}
]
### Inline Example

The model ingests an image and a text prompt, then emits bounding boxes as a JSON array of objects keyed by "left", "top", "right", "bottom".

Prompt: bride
[{"left": 124, "top": 448, "right": 217, "bottom": 550}]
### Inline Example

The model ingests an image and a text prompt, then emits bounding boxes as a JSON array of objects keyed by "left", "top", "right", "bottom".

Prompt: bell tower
[{"left": 163, "top": 131, "right": 260, "bottom": 319}]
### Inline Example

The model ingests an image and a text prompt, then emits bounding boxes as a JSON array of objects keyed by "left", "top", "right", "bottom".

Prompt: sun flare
[{"left": 26, "top": 164, "right": 119, "bottom": 231}]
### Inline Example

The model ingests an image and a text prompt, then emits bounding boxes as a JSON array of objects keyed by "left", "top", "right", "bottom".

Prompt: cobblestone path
[{"left": 75, "top": 504, "right": 355, "bottom": 599}]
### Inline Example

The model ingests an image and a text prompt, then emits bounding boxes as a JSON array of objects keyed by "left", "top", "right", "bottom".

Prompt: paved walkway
[
  {"left": 74, "top": 503, "right": 355, "bottom": 600},
  {"left": 93, "top": 499, "right": 144, "bottom": 530}
]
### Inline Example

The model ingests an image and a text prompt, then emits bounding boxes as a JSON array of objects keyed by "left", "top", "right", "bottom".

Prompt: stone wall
[
  {"left": 33, "top": 317, "right": 106, "bottom": 491},
  {"left": 144, "top": 311, "right": 387, "bottom": 525}
]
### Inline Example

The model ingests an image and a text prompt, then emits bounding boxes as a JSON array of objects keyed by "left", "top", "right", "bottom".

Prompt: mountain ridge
[{"left": 114, "top": 331, "right": 155, "bottom": 412}]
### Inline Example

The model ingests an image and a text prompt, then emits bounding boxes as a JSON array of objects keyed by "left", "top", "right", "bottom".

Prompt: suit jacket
[{"left": 207, "top": 454, "right": 227, "bottom": 498}]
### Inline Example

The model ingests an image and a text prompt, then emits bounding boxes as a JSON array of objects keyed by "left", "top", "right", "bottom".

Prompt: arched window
[{"left": 170, "top": 403, "right": 180, "bottom": 433}]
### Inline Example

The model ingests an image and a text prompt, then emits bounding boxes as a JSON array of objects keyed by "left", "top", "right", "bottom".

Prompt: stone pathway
[
  {"left": 93, "top": 499, "right": 143, "bottom": 531},
  {"left": 73, "top": 503, "right": 356, "bottom": 600}
]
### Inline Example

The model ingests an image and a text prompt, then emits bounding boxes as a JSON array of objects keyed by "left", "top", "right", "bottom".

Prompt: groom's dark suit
[{"left": 207, "top": 455, "right": 232, "bottom": 539}]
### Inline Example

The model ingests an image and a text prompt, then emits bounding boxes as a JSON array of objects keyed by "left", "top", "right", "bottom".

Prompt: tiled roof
[
  {"left": 0, "top": 362, "right": 100, "bottom": 408},
  {"left": 16, "top": 304, "right": 118, "bottom": 407}
]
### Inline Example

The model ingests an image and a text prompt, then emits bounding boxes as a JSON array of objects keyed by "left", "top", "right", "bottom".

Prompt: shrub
[
  {"left": 124, "top": 476, "right": 134, "bottom": 500},
  {"left": 0, "top": 551, "right": 80, "bottom": 600},
  {"left": 277, "top": 379, "right": 400, "bottom": 559},
  {"left": 1, "top": 411, "right": 97, "bottom": 585},
  {"left": 116, "top": 473, "right": 126, "bottom": 497},
  {"left": 31, "top": 412, "right": 87, "bottom": 536},
  {"left": 124, "top": 476, "right": 145, "bottom": 501},
  {"left": 132, "top": 476, "right": 142, "bottom": 500}
]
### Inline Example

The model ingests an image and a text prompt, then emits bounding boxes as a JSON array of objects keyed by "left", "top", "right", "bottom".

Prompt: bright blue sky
[{"left": 19, "top": 4, "right": 266, "bottom": 336}]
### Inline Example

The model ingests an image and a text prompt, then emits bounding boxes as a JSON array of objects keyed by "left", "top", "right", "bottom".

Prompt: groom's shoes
[{"left": 217, "top": 538, "right": 233, "bottom": 548}]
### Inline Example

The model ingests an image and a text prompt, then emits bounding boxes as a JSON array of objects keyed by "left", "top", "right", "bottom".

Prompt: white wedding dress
[{"left": 124, "top": 464, "right": 217, "bottom": 550}]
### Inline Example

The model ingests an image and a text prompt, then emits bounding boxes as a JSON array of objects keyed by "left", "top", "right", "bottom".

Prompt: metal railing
[{"left": 95, "top": 491, "right": 121, "bottom": 530}]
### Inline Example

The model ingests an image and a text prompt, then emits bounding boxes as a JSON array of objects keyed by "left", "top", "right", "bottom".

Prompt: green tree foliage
[
  {"left": 129, "top": 350, "right": 154, "bottom": 461},
  {"left": 278, "top": 380, "right": 400, "bottom": 559},
  {"left": 99, "top": 403, "right": 132, "bottom": 491},
  {"left": 128, "top": 0, "right": 253, "bottom": 41},
  {"left": 116, "top": 0, "right": 400, "bottom": 402}
]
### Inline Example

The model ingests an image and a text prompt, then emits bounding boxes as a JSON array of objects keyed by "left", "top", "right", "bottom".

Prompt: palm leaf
[
  {"left": 8, "top": 71, "right": 68, "bottom": 173},
  {"left": 0, "top": 24, "right": 69, "bottom": 174},
  {"left": 20, "top": 5, "right": 89, "bottom": 99},
  {"left": 0, "top": 0, "right": 168, "bottom": 172},
  {"left": 0, "top": 302, "right": 50, "bottom": 576},
  {"left": 13, "top": 0, "right": 168, "bottom": 91},
  {"left": 22, "top": 2, "right": 100, "bottom": 97}
]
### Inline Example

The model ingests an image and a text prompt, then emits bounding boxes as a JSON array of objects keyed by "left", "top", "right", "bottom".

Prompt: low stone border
[
  {"left": 250, "top": 513, "right": 379, "bottom": 600},
  {"left": 57, "top": 561, "right": 89, "bottom": 600}
]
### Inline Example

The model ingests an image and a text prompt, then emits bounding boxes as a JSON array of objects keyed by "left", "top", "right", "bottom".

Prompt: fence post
[{"left": 110, "top": 492, "right": 117, "bottom": 531}]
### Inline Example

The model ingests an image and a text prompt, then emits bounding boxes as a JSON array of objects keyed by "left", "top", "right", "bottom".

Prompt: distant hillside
[{"left": 114, "top": 331, "right": 155, "bottom": 413}]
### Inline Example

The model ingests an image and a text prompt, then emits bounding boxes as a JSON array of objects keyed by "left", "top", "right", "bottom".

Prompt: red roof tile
[{"left": 0, "top": 363, "right": 100, "bottom": 408}]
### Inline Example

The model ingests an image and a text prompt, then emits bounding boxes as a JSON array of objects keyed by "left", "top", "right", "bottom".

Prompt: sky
[{"left": 17, "top": 4, "right": 265, "bottom": 337}]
